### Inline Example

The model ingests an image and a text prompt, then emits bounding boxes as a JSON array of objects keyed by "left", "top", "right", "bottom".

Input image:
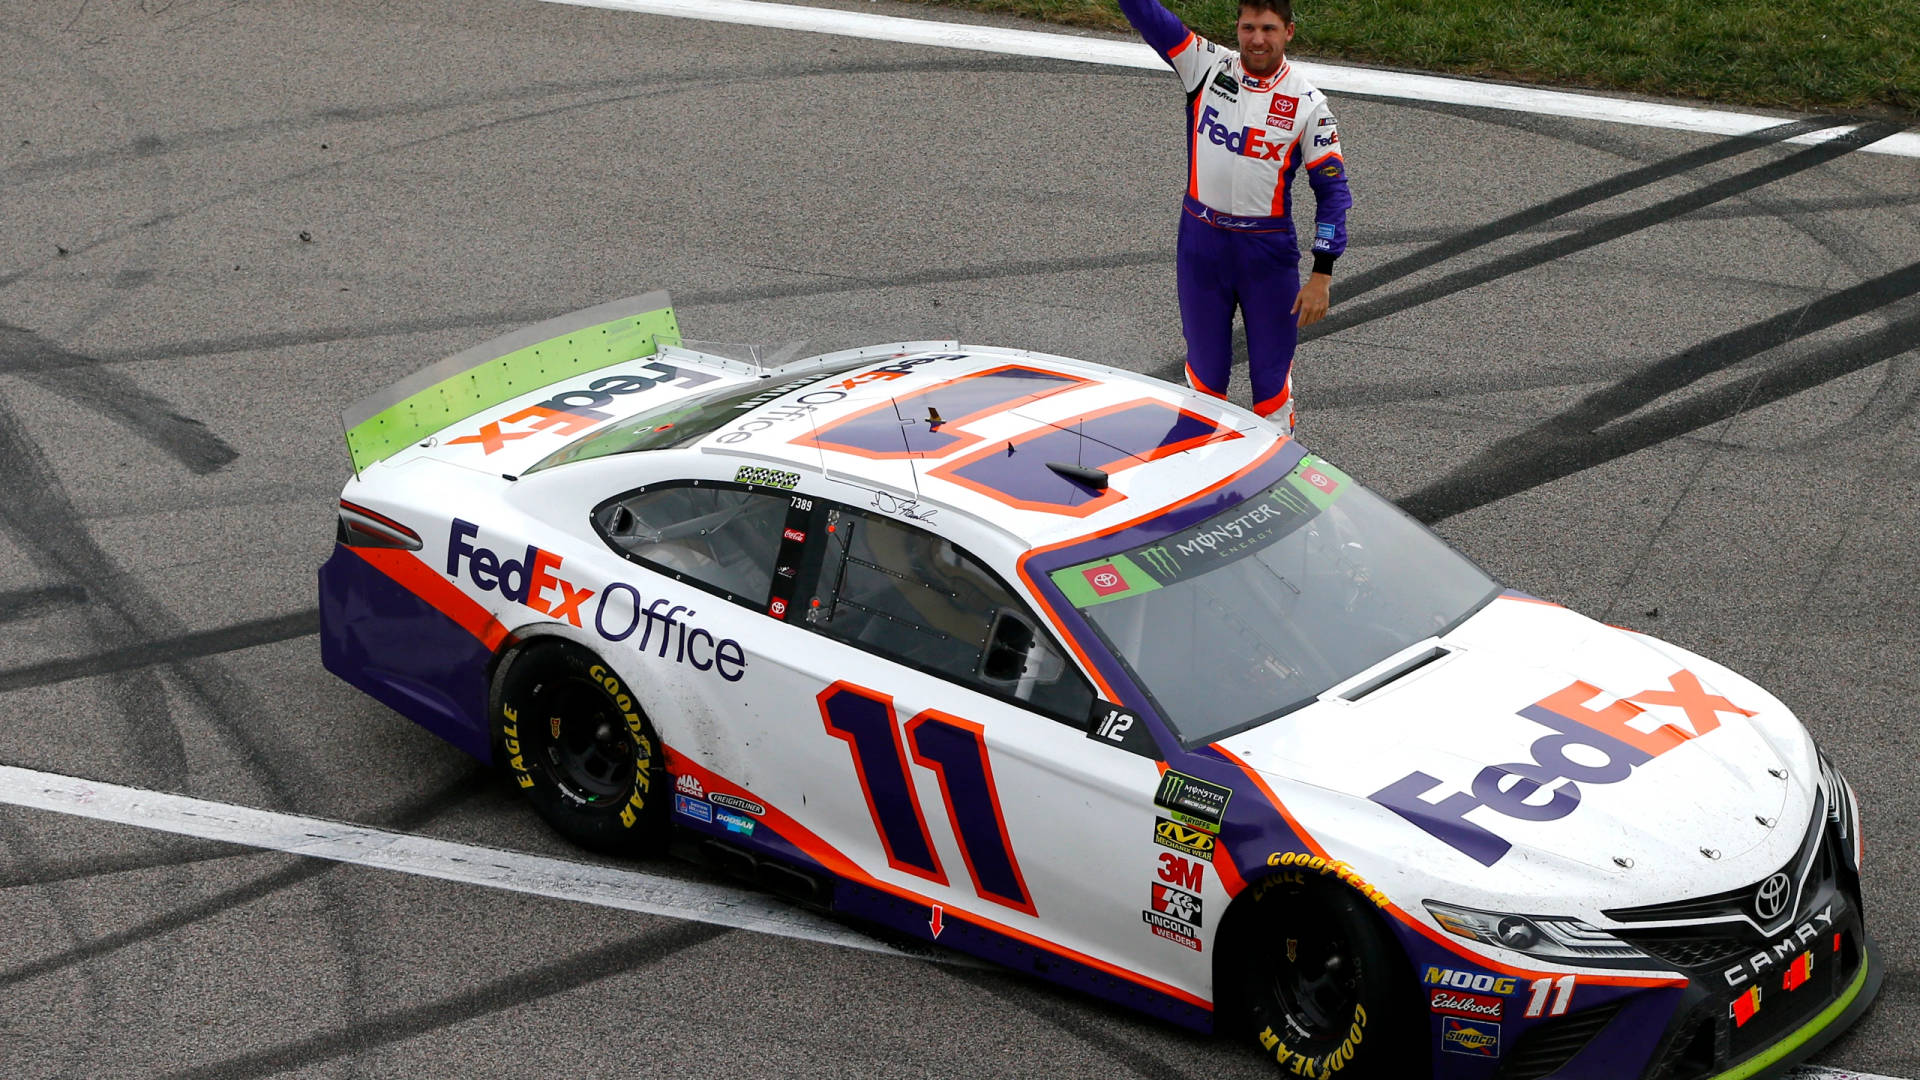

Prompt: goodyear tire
[
  {"left": 491, "top": 639, "right": 665, "bottom": 856},
  {"left": 1225, "top": 873, "right": 1423, "bottom": 1078}
]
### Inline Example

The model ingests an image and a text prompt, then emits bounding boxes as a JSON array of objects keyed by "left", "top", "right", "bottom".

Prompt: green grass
[{"left": 892, "top": 0, "right": 1920, "bottom": 116}]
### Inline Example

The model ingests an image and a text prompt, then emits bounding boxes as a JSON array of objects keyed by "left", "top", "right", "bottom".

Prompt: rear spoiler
[{"left": 340, "top": 291, "right": 681, "bottom": 474}]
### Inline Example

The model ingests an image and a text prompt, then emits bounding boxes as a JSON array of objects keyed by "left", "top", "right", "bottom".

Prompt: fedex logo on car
[
  {"left": 446, "top": 362, "right": 718, "bottom": 455},
  {"left": 447, "top": 518, "right": 594, "bottom": 626},
  {"left": 447, "top": 519, "right": 748, "bottom": 681},
  {"left": 1195, "top": 106, "right": 1287, "bottom": 160},
  {"left": 1371, "top": 671, "right": 1753, "bottom": 865}
]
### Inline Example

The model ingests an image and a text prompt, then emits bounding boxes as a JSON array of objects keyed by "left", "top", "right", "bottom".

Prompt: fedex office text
[{"left": 448, "top": 519, "right": 746, "bottom": 681}]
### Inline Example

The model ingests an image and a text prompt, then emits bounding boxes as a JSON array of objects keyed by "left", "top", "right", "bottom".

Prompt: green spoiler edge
[{"left": 340, "top": 291, "right": 681, "bottom": 473}]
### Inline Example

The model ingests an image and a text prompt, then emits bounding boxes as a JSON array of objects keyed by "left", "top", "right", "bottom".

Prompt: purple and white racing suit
[{"left": 1119, "top": 0, "right": 1351, "bottom": 423}]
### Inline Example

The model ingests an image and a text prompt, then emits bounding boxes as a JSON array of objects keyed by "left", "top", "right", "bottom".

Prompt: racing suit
[{"left": 1119, "top": 0, "right": 1351, "bottom": 427}]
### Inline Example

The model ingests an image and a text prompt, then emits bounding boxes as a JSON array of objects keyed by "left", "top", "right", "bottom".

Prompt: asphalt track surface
[{"left": 1, "top": 0, "right": 1916, "bottom": 1076}]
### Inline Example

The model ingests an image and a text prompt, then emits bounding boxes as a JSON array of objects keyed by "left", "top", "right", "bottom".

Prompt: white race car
[{"left": 320, "top": 293, "right": 1878, "bottom": 1079}]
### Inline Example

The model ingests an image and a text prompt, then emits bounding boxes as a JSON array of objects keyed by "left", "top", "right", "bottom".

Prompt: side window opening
[
  {"left": 595, "top": 484, "right": 788, "bottom": 604},
  {"left": 808, "top": 507, "right": 1093, "bottom": 721}
]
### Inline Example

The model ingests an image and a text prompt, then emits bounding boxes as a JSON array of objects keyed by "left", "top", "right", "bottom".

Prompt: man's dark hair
[{"left": 1240, "top": 0, "right": 1294, "bottom": 22}]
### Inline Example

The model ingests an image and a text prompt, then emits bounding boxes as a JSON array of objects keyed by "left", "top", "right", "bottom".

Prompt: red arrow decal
[{"left": 929, "top": 904, "right": 944, "bottom": 939}]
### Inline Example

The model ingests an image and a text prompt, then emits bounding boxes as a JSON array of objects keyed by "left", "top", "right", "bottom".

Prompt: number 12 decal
[{"left": 819, "top": 682, "right": 1036, "bottom": 915}]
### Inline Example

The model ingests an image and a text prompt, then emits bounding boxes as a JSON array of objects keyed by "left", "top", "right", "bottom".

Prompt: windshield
[
  {"left": 525, "top": 363, "right": 861, "bottom": 473},
  {"left": 1048, "top": 455, "right": 1500, "bottom": 743}
]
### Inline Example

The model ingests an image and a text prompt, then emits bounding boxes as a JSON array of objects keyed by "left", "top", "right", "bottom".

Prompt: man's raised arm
[{"left": 1118, "top": 0, "right": 1197, "bottom": 63}]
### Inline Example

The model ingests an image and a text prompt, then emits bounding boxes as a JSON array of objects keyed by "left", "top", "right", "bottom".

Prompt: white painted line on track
[
  {"left": 537, "top": 0, "right": 1920, "bottom": 159},
  {"left": 0, "top": 764, "right": 931, "bottom": 962},
  {"left": 0, "top": 764, "right": 1900, "bottom": 1077}
]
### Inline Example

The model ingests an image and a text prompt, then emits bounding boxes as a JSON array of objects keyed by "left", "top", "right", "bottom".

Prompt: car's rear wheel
[
  {"left": 1226, "top": 874, "right": 1424, "bottom": 1078},
  {"left": 490, "top": 638, "right": 665, "bottom": 855}
]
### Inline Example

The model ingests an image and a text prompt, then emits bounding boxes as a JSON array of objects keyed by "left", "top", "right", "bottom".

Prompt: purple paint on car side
[{"left": 318, "top": 545, "right": 495, "bottom": 763}]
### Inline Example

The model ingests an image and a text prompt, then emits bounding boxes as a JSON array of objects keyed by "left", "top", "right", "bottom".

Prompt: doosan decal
[
  {"left": 446, "top": 362, "right": 718, "bottom": 454},
  {"left": 448, "top": 519, "right": 747, "bottom": 681},
  {"left": 1370, "top": 672, "right": 1754, "bottom": 865}
]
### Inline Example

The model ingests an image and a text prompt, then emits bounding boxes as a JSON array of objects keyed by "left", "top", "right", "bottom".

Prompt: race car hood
[{"left": 1218, "top": 595, "right": 1821, "bottom": 904}]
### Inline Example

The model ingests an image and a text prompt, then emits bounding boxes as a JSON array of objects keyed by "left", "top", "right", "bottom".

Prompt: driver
[{"left": 1117, "top": 0, "right": 1351, "bottom": 434}]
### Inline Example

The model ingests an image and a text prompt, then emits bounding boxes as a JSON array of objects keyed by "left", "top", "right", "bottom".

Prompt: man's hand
[{"left": 1292, "top": 272, "right": 1332, "bottom": 327}]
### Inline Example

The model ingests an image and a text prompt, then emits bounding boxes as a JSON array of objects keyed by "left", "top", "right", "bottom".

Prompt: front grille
[
  {"left": 1612, "top": 925, "right": 1762, "bottom": 971},
  {"left": 1492, "top": 1002, "right": 1625, "bottom": 1080},
  {"left": 1606, "top": 792, "right": 1826, "bottom": 929}
]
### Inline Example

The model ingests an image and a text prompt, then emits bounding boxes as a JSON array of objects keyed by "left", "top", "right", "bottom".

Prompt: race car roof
[{"left": 694, "top": 346, "right": 1282, "bottom": 550}]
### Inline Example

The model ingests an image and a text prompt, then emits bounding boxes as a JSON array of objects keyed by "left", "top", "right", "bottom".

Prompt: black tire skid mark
[
  {"left": 0, "top": 395, "right": 374, "bottom": 1071},
  {"left": 0, "top": 609, "right": 319, "bottom": 695},
  {"left": 0, "top": 583, "right": 88, "bottom": 625},
  {"left": 1398, "top": 260, "right": 1920, "bottom": 524},
  {"left": 0, "top": 836, "right": 263, "bottom": 891},
  {"left": 0, "top": 25, "right": 202, "bottom": 1077},
  {"left": 1306, "top": 121, "right": 1906, "bottom": 342},
  {"left": 0, "top": 55, "right": 1114, "bottom": 292},
  {"left": 16, "top": 249, "right": 1172, "bottom": 372},
  {"left": 152, "top": 923, "right": 729, "bottom": 1080},
  {"left": 1145, "top": 117, "right": 1905, "bottom": 384},
  {"left": 0, "top": 54, "right": 1108, "bottom": 188},
  {"left": 0, "top": 323, "right": 238, "bottom": 474},
  {"left": 1332, "top": 114, "right": 1858, "bottom": 305},
  {"left": 0, "top": 767, "right": 490, "bottom": 994},
  {"left": 0, "top": 815, "right": 113, "bottom": 1080},
  {"left": 1374, "top": 100, "right": 1920, "bottom": 455},
  {"left": 940, "top": 966, "right": 1212, "bottom": 1080}
]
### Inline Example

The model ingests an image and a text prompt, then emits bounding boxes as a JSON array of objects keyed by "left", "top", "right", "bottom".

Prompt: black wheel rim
[
  {"left": 1266, "top": 901, "right": 1363, "bottom": 1042},
  {"left": 534, "top": 676, "right": 636, "bottom": 805}
]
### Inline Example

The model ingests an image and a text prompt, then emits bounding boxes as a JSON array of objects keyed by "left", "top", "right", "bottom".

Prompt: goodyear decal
[{"left": 1263, "top": 851, "right": 1391, "bottom": 907}]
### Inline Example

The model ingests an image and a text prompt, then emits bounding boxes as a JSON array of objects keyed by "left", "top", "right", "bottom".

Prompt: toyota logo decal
[{"left": 1755, "top": 872, "right": 1792, "bottom": 922}]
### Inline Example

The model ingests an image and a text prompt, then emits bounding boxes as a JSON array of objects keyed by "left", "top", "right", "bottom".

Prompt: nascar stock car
[{"left": 319, "top": 293, "right": 1878, "bottom": 1079}]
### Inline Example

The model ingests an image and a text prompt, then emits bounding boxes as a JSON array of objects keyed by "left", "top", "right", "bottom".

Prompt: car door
[{"left": 773, "top": 501, "right": 1197, "bottom": 992}]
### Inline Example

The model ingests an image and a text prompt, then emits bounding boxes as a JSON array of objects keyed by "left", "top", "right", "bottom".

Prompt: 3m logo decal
[
  {"left": 1157, "top": 852, "right": 1204, "bottom": 891},
  {"left": 447, "top": 363, "right": 718, "bottom": 454},
  {"left": 1370, "top": 671, "right": 1753, "bottom": 865}
]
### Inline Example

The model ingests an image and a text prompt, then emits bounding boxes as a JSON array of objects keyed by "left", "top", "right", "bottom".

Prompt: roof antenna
[{"left": 890, "top": 396, "right": 924, "bottom": 499}]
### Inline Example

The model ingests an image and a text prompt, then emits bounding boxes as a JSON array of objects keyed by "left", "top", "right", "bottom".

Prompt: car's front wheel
[
  {"left": 490, "top": 638, "right": 665, "bottom": 855},
  {"left": 1226, "top": 874, "right": 1425, "bottom": 1078}
]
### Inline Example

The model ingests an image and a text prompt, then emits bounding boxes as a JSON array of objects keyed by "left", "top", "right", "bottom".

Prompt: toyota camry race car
[{"left": 320, "top": 293, "right": 1879, "bottom": 1079}]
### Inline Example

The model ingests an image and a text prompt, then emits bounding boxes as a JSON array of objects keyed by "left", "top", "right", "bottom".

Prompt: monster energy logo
[
  {"left": 1138, "top": 546, "right": 1181, "bottom": 578},
  {"left": 1154, "top": 770, "right": 1231, "bottom": 832}
]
